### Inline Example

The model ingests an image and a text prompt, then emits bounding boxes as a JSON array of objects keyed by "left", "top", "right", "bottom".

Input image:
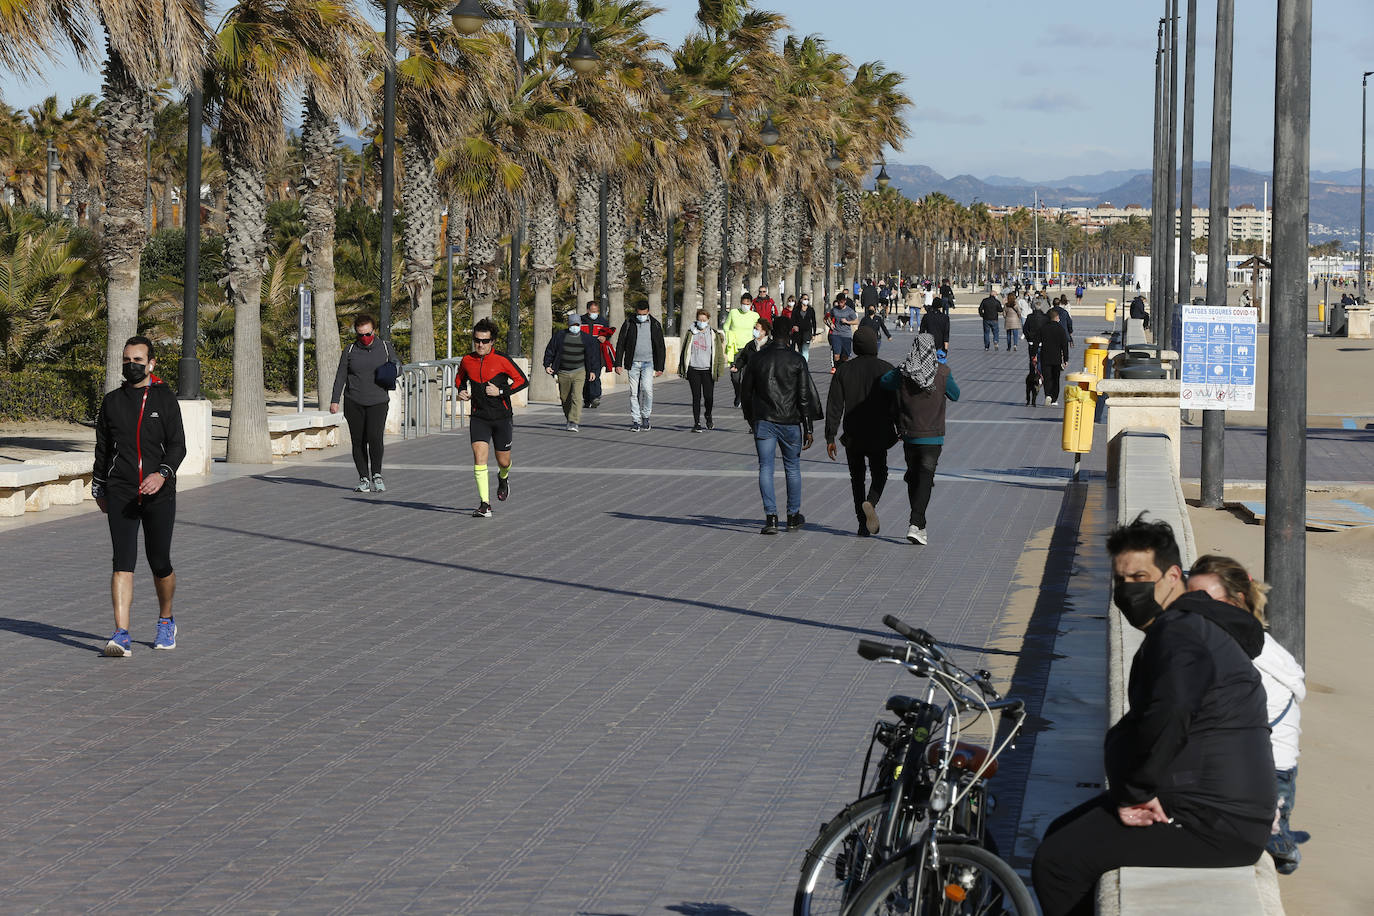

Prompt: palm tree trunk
[
  {"left": 638, "top": 198, "right": 667, "bottom": 321},
  {"left": 301, "top": 95, "right": 340, "bottom": 409},
  {"left": 606, "top": 174, "right": 627, "bottom": 319},
  {"left": 746, "top": 201, "right": 763, "bottom": 293},
  {"left": 726, "top": 186, "right": 747, "bottom": 308},
  {"left": 769, "top": 196, "right": 787, "bottom": 297},
  {"left": 572, "top": 169, "right": 598, "bottom": 304},
  {"left": 810, "top": 221, "right": 828, "bottom": 310},
  {"left": 681, "top": 200, "right": 701, "bottom": 317},
  {"left": 700, "top": 175, "right": 724, "bottom": 324},
  {"left": 223, "top": 150, "right": 273, "bottom": 464},
  {"left": 467, "top": 213, "right": 499, "bottom": 326},
  {"left": 99, "top": 48, "right": 151, "bottom": 393},
  {"left": 401, "top": 142, "right": 438, "bottom": 366},
  {"left": 528, "top": 187, "right": 558, "bottom": 403}
]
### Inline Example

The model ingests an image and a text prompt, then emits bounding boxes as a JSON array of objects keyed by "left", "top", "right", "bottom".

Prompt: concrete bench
[
  {"left": 0, "top": 464, "right": 59, "bottom": 516},
  {"left": 267, "top": 411, "right": 344, "bottom": 457},
  {"left": 1100, "top": 431, "right": 1281, "bottom": 916},
  {"left": 22, "top": 452, "right": 94, "bottom": 505}
]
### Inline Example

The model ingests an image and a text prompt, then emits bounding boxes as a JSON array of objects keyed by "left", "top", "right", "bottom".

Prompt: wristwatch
[{"left": 157, "top": 467, "right": 172, "bottom": 479}]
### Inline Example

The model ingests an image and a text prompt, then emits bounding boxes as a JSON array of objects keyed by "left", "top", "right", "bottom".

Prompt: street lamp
[
  {"left": 566, "top": 28, "right": 599, "bottom": 74},
  {"left": 876, "top": 161, "right": 890, "bottom": 189},
  {"left": 825, "top": 142, "right": 842, "bottom": 171},
  {"left": 1360, "top": 70, "right": 1372, "bottom": 304},
  {"left": 759, "top": 114, "right": 780, "bottom": 146},
  {"left": 448, "top": 0, "right": 487, "bottom": 33},
  {"left": 713, "top": 98, "right": 738, "bottom": 130}
]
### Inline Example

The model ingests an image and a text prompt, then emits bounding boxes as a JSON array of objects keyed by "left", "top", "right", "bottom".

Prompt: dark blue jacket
[{"left": 543, "top": 329, "right": 603, "bottom": 375}]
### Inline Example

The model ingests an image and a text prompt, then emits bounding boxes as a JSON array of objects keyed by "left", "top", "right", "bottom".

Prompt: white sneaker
[{"left": 906, "top": 525, "right": 928, "bottom": 545}]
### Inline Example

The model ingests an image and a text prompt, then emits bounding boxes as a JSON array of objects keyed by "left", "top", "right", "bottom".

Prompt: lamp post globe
[
  {"left": 713, "top": 98, "right": 737, "bottom": 130},
  {"left": 566, "top": 28, "right": 600, "bottom": 74},
  {"left": 825, "top": 143, "right": 842, "bottom": 171},
  {"left": 448, "top": 0, "right": 488, "bottom": 34},
  {"left": 876, "top": 163, "right": 891, "bottom": 189},
  {"left": 759, "top": 115, "right": 780, "bottom": 147}
]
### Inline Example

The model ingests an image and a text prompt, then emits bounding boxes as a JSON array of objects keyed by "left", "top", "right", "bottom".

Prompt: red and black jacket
[
  {"left": 92, "top": 377, "right": 187, "bottom": 499},
  {"left": 456, "top": 351, "right": 529, "bottom": 421}
]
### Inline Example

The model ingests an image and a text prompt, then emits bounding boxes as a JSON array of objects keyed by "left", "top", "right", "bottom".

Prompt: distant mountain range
[{"left": 882, "top": 162, "right": 1366, "bottom": 242}]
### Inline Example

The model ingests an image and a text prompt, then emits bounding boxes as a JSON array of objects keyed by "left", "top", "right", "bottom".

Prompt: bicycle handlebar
[
  {"left": 857, "top": 639, "right": 918, "bottom": 664},
  {"left": 866, "top": 620, "right": 1006, "bottom": 703},
  {"left": 882, "top": 614, "right": 935, "bottom": 648}
]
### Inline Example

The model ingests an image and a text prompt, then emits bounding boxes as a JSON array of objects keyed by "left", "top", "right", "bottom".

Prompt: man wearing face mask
[
  {"left": 792, "top": 294, "right": 817, "bottom": 362},
  {"left": 542, "top": 310, "right": 603, "bottom": 432},
  {"left": 1031, "top": 515, "right": 1276, "bottom": 916},
  {"left": 615, "top": 302, "right": 666, "bottom": 432},
  {"left": 678, "top": 308, "right": 725, "bottom": 432},
  {"left": 92, "top": 336, "right": 187, "bottom": 656},
  {"left": 578, "top": 299, "right": 609, "bottom": 409},
  {"left": 331, "top": 314, "right": 399, "bottom": 492}
]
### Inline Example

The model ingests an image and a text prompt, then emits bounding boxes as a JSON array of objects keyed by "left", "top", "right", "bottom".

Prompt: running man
[
  {"left": 93, "top": 335, "right": 187, "bottom": 656},
  {"left": 456, "top": 318, "right": 529, "bottom": 518}
]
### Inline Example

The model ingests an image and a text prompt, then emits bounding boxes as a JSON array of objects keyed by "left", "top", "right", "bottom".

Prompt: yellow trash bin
[
  {"left": 1318, "top": 301, "right": 1325, "bottom": 322},
  {"left": 1061, "top": 372, "right": 1096, "bottom": 453},
  {"left": 1104, "top": 298, "right": 1117, "bottom": 323},
  {"left": 1083, "top": 336, "right": 1110, "bottom": 385}
]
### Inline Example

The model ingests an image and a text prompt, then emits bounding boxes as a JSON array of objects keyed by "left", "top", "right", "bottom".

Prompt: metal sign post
[{"left": 297, "top": 283, "right": 313, "bottom": 413}]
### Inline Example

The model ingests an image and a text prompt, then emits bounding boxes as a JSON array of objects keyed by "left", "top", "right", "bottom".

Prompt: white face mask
[
  {"left": 752, "top": 328, "right": 764, "bottom": 340},
  {"left": 568, "top": 325, "right": 581, "bottom": 334},
  {"left": 694, "top": 319, "right": 707, "bottom": 330},
  {"left": 636, "top": 314, "right": 648, "bottom": 323}
]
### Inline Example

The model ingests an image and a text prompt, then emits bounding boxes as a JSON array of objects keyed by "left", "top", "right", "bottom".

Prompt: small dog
[{"left": 1025, "top": 358, "right": 1043, "bottom": 407}]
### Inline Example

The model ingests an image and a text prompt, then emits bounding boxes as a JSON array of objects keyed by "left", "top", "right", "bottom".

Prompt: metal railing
[{"left": 399, "top": 358, "right": 468, "bottom": 439}]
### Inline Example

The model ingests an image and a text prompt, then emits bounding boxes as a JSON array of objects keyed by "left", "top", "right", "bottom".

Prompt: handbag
[{"left": 374, "top": 341, "right": 400, "bottom": 390}]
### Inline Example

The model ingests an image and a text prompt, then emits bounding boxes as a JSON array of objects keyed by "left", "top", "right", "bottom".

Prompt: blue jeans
[
  {"left": 800, "top": 341, "right": 811, "bottom": 363},
  {"left": 1267, "top": 766, "right": 1302, "bottom": 872},
  {"left": 1006, "top": 328, "right": 1021, "bottom": 349},
  {"left": 909, "top": 306, "right": 920, "bottom": 329},
  {"left": 754, "top": 420, "right": 802, "bottom": 516},
  {"left": 982, "top": 319, "right": 1000, "bottom": 349},
  {"left": 627, "top": 360, "right": 654, "bottom": 422}
]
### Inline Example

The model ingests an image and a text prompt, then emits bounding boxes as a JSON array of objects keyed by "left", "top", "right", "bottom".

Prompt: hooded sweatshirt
[
  {"left": 1104, "top": 591, "right": 1276, "bottom": 848},
  {"left": 824, "top": 326, "right": 896, "bottom": 449}
]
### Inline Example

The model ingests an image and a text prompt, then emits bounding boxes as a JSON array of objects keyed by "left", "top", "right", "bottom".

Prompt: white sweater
[{"left": 1255, "top": 633, "right": 1306, "bottom": 771}]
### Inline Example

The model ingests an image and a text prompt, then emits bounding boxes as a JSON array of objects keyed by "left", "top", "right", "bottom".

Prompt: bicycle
[{"left": 793, "top": 616, "right": 1032, "bottom": 916}]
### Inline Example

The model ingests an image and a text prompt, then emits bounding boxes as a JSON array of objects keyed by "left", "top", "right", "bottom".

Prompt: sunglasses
[{"left": 472, "top": 337, "right": 493, "bottom": 345}]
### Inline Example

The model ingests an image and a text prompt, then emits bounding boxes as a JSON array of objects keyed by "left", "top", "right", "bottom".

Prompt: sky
[{"left": 1, "top": 0, "right": 1371, "bottom": 182}]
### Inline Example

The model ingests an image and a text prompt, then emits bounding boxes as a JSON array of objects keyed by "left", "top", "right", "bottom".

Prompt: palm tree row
[{"left": 3, "top": 0, "right": 913, "bottom": 456}]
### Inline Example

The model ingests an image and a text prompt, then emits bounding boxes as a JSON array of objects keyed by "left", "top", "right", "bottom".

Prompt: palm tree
[
  {"left": 0, "top": 205, "right": 100, "bottom": 369},
  {"left": 95, "top": 0, "right": 210, "bottom": 392},
  {"left": 298, "top": 2, "right": 374, "bottom": 406}
]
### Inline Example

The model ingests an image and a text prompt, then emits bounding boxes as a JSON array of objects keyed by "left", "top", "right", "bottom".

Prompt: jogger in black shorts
[
  {"left": 455, "top": 319, "right": 529, "bottom": 517},
  {"left": 92, "top": 335, "right": 187, "bottom": 656}
]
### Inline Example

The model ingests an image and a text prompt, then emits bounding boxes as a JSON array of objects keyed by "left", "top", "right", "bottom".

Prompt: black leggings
[
  {"left": 1031, "top": 793, "right": 1266, "bottom": 916},
  {"left": 343, "top": 399, "right": 388, "bottom": 477},
  {"left": 107, "top": 491, "right": 176, "bottom": 578},
  {"left": 902, "top": 442, "right": 941, "bottom": 528},
  {"left": 846, "top": 444, "right": 889, "bottom": 518},
  {"left": 686, "top": 368, "right": 715, "bottom": 424}
]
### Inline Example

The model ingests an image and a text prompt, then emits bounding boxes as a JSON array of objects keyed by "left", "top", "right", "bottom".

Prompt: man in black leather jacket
[
  {"left": 740, "top": 330, "right": 822, "bottom": 535},
  {"left": 1032, "top": 515, "right": 1275, "bottom": 916}
]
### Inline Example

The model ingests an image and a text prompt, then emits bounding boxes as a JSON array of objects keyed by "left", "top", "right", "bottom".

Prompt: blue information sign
[{"left": 1179, "top": 305, "right": 1258, "bottom": 410}]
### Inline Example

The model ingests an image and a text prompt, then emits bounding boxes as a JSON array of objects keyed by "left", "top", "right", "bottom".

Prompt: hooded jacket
[
  {"left": 1255, "top": 633, "right": 1305, "bottom": 771},
  {"left": 824, "top": 327, "right": 896, "bottom": 448},
  {"left": 93, "top": 377, "right": 187, "bottom": 499},
  {"left": 1104, "top": 592, "right": 1276, "bottom": 848}
]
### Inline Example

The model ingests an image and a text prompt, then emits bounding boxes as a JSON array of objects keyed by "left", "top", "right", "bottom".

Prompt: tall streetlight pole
[
  {"left": 1201, "top": 0, "right": 1234, "bottom": 509},
  {"left": 1360, "top": 70, "right": 1372, "bottom": 304},
  {"left": 1265, "top": 0, "right": 1312, "bottom": 667},
  {"left": 1162, "top": 0, "right": 1180, "bottom": 344},
  {"left": 179, "top": 0, "right": 205, "bottom": 400},
  {"left": 45, "top": 142, "right": 57, "bottom": 213},
  {"left": 378, "top": 0, "right": 398, "bottom": 339},
  {"left": 1177, "top": 0, "right": 1198, "bottom": 309},
  {"left": 1151, "top": 18, "right": 1166, "bottom": 343}
]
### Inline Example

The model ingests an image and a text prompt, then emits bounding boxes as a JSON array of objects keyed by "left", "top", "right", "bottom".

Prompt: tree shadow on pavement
[
  {"left": 0, "top": 617, "right": 104, "bottom": 653},
  {"left": 180, "top": 520, "right": 890, "bottom": 640}
]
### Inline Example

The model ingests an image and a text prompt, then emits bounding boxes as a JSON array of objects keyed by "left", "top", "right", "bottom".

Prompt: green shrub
[{"left": 0, "top": 367, "right": 104, "bottom": 422}]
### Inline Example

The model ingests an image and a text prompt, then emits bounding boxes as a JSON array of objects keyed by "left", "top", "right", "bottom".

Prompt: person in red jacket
[
  {"left": 455, "top": 318, "right": 529, "bottom": 518},
  {"left": 752, "top": 285, "right": 777, "bottom": 321}
]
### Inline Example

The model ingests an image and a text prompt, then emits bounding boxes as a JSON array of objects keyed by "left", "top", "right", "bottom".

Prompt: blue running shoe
[
  {"left": 103, "top": 628, "right": 132, "bottom": 657},
  {"left": 153, "top": 617, "right": 177, "bottom": 650}
]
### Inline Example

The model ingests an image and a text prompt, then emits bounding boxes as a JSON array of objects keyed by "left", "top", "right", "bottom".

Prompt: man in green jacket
[{"left": 723, "top": 294, "right": 759, "bottom": 407}]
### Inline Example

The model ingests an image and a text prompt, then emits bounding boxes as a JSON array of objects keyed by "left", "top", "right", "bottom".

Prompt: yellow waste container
[
  {"left": 1083, "top": 336, "right": 1110, "bottom": 384},
  {"left": 1318, "top": 301, "right": 1325, "bottom": 322},
  {"left": 1104, "top": 298, "right": 1117, "bottom": 323},
  {"left": 1061, "top": 372, "right": 1096, "bottom": 453}
]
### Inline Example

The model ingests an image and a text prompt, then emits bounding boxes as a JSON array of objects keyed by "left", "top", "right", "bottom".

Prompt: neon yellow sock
[
  {"left": 474, "top": 465, "right": 489, "bottom": 502},
  {"left": 498, "top": 464, "right": 511, "bottom": 479}
]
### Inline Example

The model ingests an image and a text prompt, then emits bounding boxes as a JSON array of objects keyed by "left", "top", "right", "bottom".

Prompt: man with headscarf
[
  {"left": 825, "top": 326, "right": 898, "bottom": 537},
  {"left": 879, "top": 333, "right": 961, "bottom": 545}
]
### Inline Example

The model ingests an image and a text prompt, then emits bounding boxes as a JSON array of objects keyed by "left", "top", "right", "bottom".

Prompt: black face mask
[
  {"left": 122, "top": 362, "right": 148, "bottom": 384},
  {"left": 1113, "top": 580, "right": 1163, "bottom": 630}
]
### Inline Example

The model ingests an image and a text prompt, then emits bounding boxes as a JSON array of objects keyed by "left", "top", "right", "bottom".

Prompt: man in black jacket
[
  {"left": 977, "top": 290, "right": 1003, "bottom": 351},
  {"left": 93, "top": 335, "right": 188, "bottom": 656},
  {"left": 615, "top": 302, "right": 666, "bottom": 431},
  {"left": 1032, "top": 516, "right": 1275, "bottom": 916},
  {"left": 919, "top": 300, "right": 950, "bottom": 352},
  {"left": 542, "top": 311, "right": 603, "bottom": 432},
  {"left": 740, "top": 332, "right": 823, "bottom": 534},
  {"left": 825, "top": 327, "right": 896, "bottom": 536},
  {"left": 578, "top": 299, "right": 610, "bottom": 408},
  {"left": 1038, "top": 310, "right": 1072, "bottom": 405}
]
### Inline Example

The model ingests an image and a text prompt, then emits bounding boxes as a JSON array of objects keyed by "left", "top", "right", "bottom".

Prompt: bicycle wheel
[
  {"left": 843, "top": 842, "right": 1036, "bottom": 916},
  {"left": 794, "top": 793, "right": 887, "bottom": 916}
]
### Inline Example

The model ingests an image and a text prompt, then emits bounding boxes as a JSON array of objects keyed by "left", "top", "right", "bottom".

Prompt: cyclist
[
  {"left": 455, "top": 318, "right": 528, "bottom": 518},
  {"left": 92, "top": 336, "right": 187, "bottom": 656}
]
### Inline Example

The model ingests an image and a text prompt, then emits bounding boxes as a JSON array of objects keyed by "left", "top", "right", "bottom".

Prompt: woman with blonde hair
[{"left": 1187, "top": 555, "right": 1308, "bottom": 875}]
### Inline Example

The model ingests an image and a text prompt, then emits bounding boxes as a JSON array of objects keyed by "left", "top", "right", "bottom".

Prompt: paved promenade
[{"left": 0, "top": 315, "right": 1102, "bottom": 914}]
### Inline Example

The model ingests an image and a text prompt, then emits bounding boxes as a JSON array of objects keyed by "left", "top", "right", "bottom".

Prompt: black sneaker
[
  {"left": 643, "top": 418, "right": 651, "bottom": 430},
  {"left": 630, "top": 422, "right": 642, "bottom": 432},
  {"left": 473, "top": 502, "right": 493, "bottom": 518},
  {"left": 761, "top": 514, "right": 779, "bottom": 535},
  {"left": 496, "top": 475, "right": 509, "bottom": 501},
  {"left": 706, "top": 418, "right": 714, "bottom": 430},
  {"left": 692, "top": 424, "right": 704, "bottom": 433},
  {"left": 857, "top": 523, "right": 871, "bottom": 538},
  {"left": 787, "top": 512, "right": 805, "bottom": 531}
]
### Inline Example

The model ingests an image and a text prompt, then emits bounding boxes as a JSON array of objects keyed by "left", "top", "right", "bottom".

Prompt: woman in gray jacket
[{"left": 330, "top": 314, "right": 399, "bottom": 492}]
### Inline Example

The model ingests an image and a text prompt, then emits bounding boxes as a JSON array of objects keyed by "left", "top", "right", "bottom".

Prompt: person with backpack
[
  {"left": 331, "top": 313, "right": 400, "bottom": 492},
  {"left": 825, "top": 326, "right": 897, "bottom": 537}
]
